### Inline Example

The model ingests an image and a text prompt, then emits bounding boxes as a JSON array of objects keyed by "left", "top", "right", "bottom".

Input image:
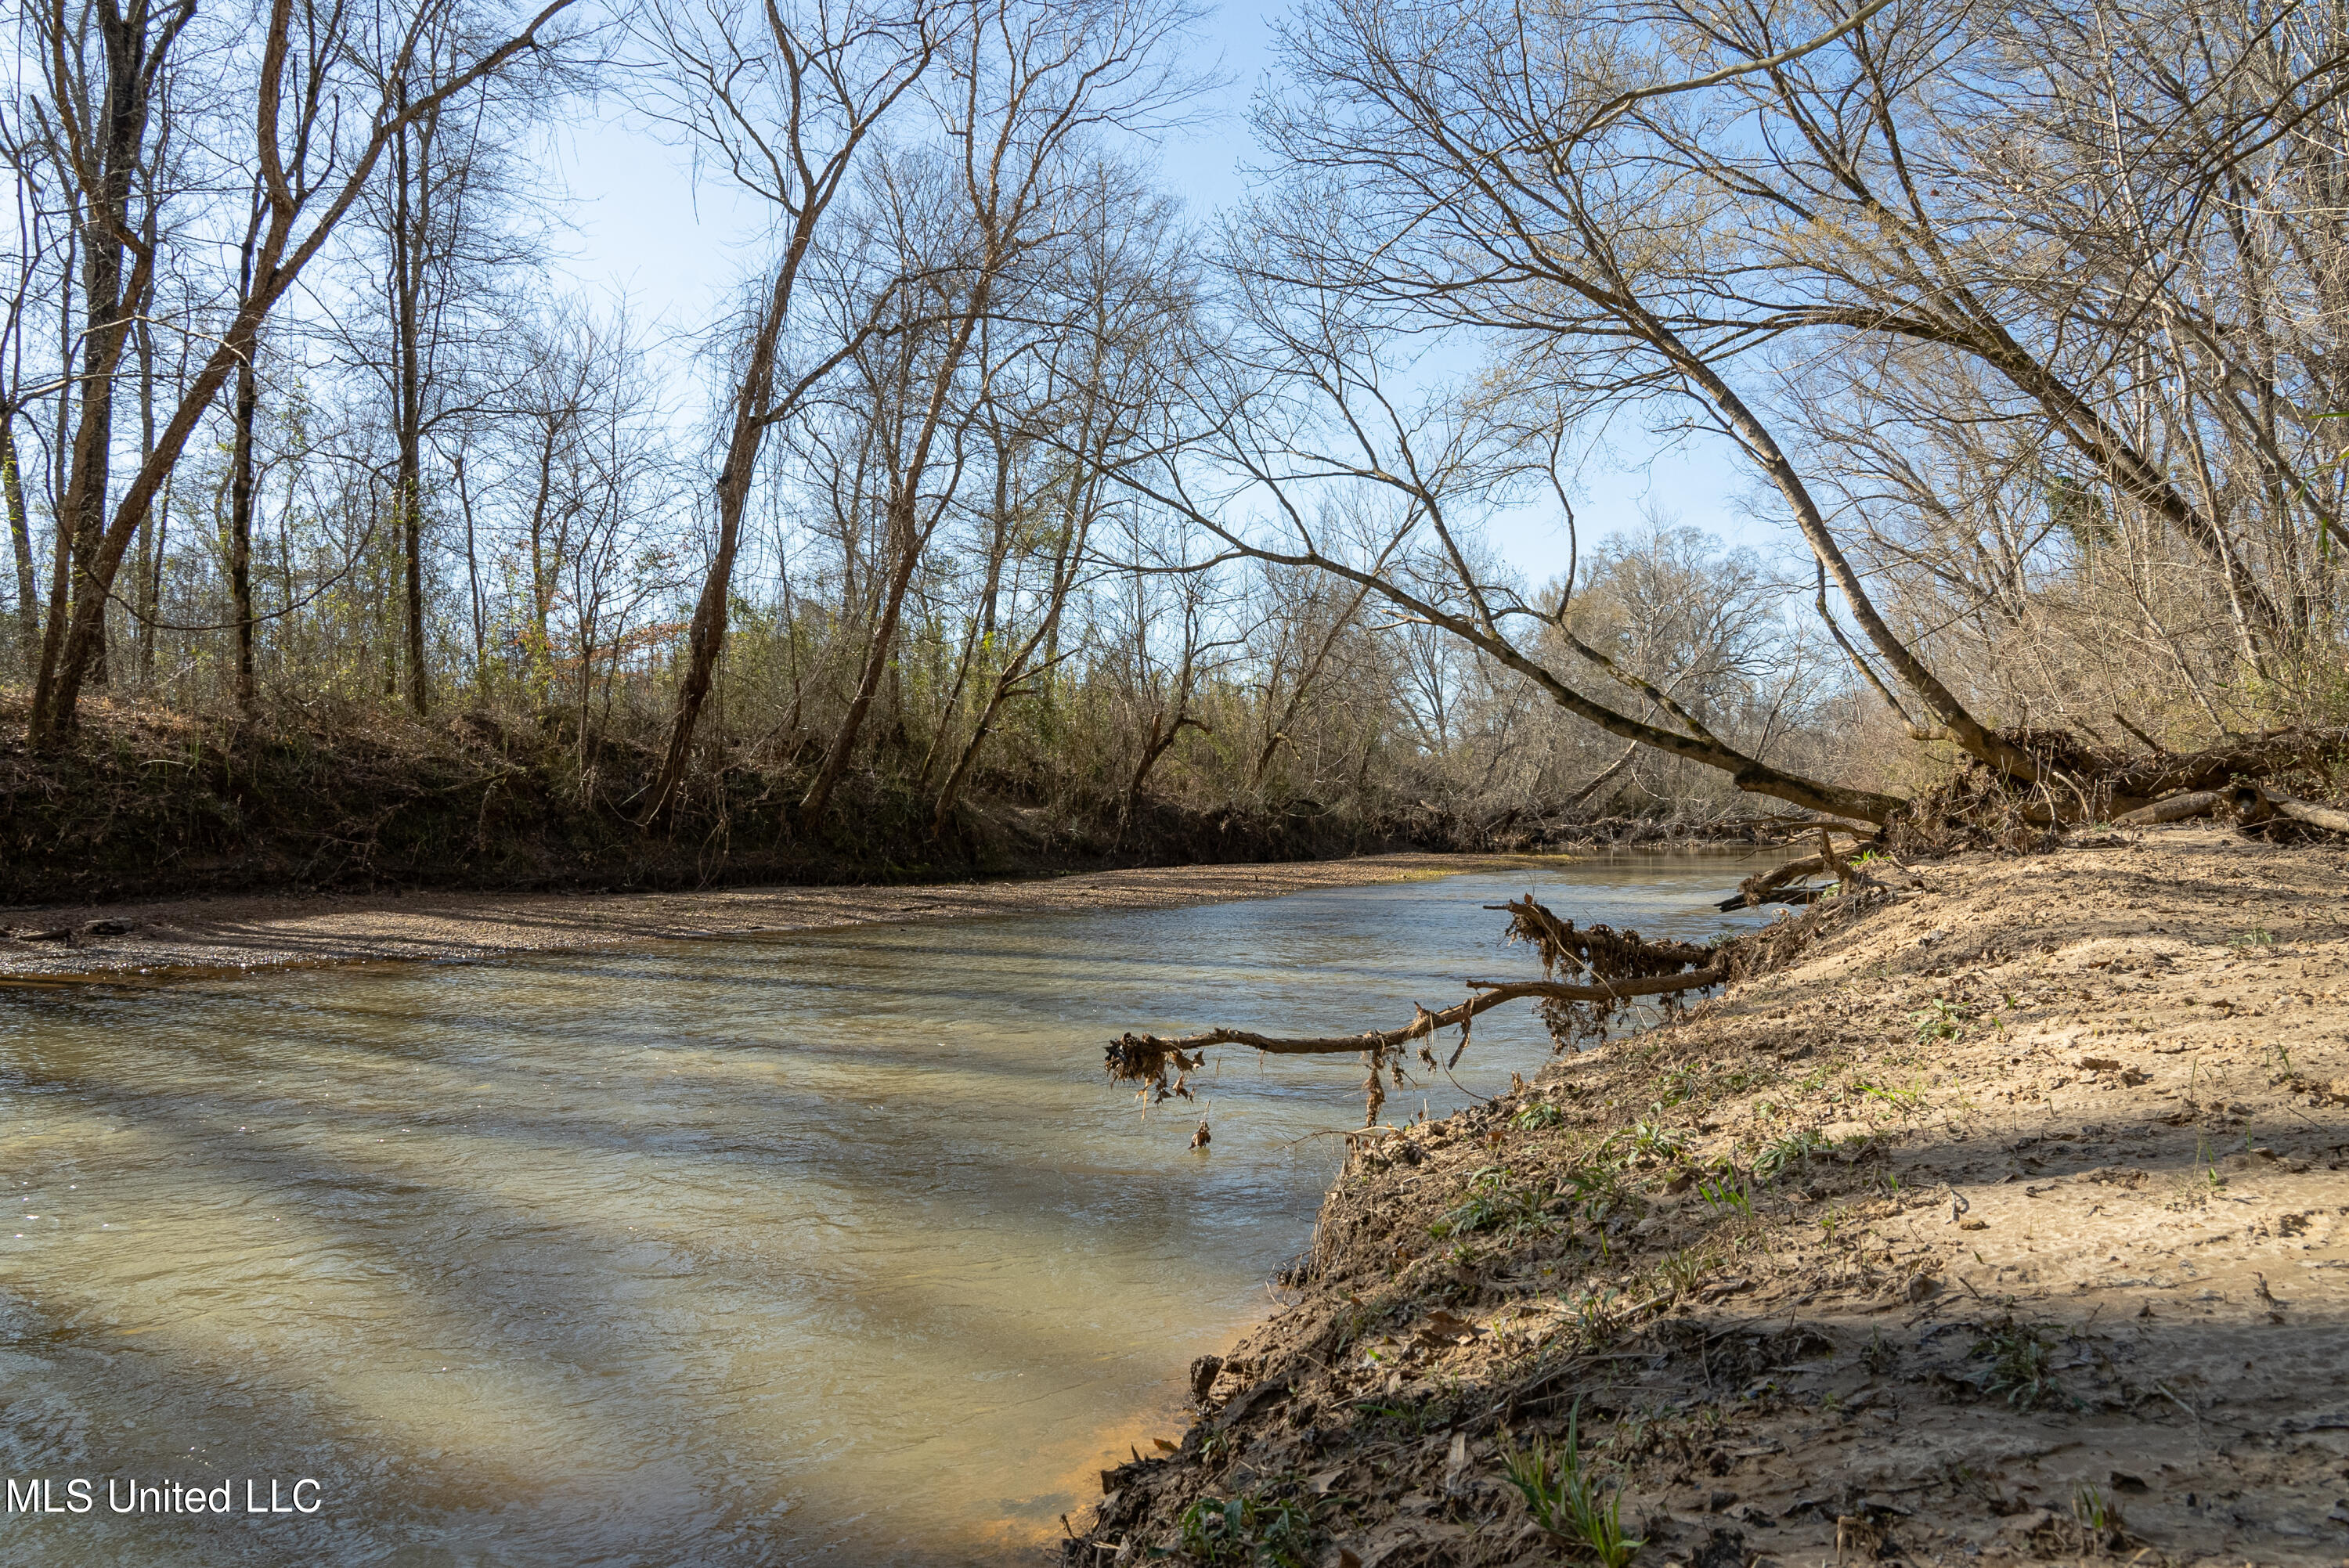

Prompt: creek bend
[{"left": 0, "top": 858, "right": 1763, "bottom": 1566}]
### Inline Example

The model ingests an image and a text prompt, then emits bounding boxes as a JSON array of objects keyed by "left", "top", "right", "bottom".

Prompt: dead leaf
[{"left": 1414, "top": 1308, "right": 1484, "bottom": 1346}]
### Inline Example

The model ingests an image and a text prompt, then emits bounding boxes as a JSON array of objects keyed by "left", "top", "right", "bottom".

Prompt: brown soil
[
  {"left": 1074, "top": 826, "right": 2349, "bottom": 1567},
  {"left": 0, "top": 852, "right": 1540, "bottom": 981}
]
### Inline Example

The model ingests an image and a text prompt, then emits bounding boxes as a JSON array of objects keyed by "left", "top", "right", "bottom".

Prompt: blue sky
[{"left": 541, "top": 2, "right": 1761, "bottom": 586}]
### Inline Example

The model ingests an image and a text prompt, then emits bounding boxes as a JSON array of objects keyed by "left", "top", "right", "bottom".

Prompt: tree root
[
  {"left": 1495, "top": 895, "right": 1712, "bottom": 979},
  {"left": 1718, "top": 827, "right": 1886, "bottom": 910},
  {"left": 1887, "top": 724, "right": 2349, "bottom": 850}
]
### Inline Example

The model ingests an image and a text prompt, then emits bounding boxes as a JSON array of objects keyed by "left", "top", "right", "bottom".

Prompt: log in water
[{"left": 0, "top": 860, "right": 1765, "bottom": 1564}]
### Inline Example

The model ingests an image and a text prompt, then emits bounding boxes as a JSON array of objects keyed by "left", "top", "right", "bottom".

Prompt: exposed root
[
  {"left": 1105, "top": 1037, "right": 1206, "bottom": 1102},
  {"left": 1498, "top": 896, "right": 1713, "bottom": 980},
  {"left": 1887, "top": 723, "right": 2349, "bottom": 854}
]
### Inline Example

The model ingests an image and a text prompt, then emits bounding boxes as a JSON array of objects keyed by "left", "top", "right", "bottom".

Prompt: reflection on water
[{"left": 0, "top": 859, "right": 1768, "bottom": 1565}]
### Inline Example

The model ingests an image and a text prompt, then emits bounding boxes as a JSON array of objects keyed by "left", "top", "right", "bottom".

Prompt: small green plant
[
  {"left": 1696, "top": 1170, "right": 1754, "bottom": 1217},
  {"left": 1753, "top": 1128, "right": 1828, "bottom": 1183},
  {"left": 2174, "top": 1128, "right": 2227, "bottom": 1199},
  {"left": 1175, "top": 1494, "right": 1315, "bottom": 1567},
  {"left": 1562, "top": 1285, "right": 1621, "bottom": 1339},
  {"left": 1853, "top": 1078, "right": 1928, "bottom": 1116},
  {"left": 1355, "top": 1397, "right": 1434, "bottom": 1437},
  {"left": 1431, "top": 1167, "right": 1553, "bottom": 1238},
  {"left": 1655, "top": 1246, "right": 1714, "bottom": 1300},
  {"left": 2071, "top": 1482, "right": 2118, "bottom": 1533},
  {"left": 1909, "top": 999, "right": 1965, "bottom": 1043},
  {"left": 2229, "top": 926, "right": 2275, "bottom": 952},
  {"left": 1561, "top": 1159, "right": 1629, "bottom": 1217},
  {"left": 1656, "top": 1065, "right": 1700, "bottom": 1105},
  {"left": 1514, "top": 1101, "right": 1567, "bottom": 1131},
  {"left": 1968, "top": 1316, "right": 2066, "bottom": 1409},
  {"left": 1501, "top": 1404, "right": 1644, "bottom": 1567},
  {"left": 1622, "top": 1116, "right": 1687, "bottom": 1162},
  {"left": 1861, "top": 1328, "right": 1895, "bottom": 1375}
]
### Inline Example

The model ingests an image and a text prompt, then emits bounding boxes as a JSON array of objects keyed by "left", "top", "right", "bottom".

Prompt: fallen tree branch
[
  {"left": 2111, "top": 712, "right": 2166, "bottom": 755},
  {"left": 2106, "top": 726, "right": 2349, "bottom": 811},
  {"left": 1106, "top": 968, "right": 1727, "bottom": 1063},
  {"left": 1561, "top": 741, "right": 1640, "bottom": 809},
  {"left": 1727, "top": 852, "right": 1827, "bottom": 909},
  {"left": 2113, "top": 790, "right": 2223, "bottom": 827},
  {"left": 2231, "top": 784, "right": 2349, "bottom": 835},
  {"left": 1494, "top": 895, "right": 1712, "bottom": 979}
]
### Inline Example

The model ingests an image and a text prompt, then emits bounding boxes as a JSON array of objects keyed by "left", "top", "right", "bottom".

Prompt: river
[{"left": 0, "top": 857, "right": 1767, "bottom": 1565}]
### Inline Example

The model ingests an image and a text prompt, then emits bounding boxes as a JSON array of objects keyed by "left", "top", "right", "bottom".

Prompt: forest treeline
[{"left": 3, "top": 0, "right": 2345, "bottom": 898}]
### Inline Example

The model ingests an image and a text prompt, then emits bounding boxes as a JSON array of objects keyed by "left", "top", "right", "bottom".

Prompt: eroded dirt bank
[
  {"left": 1076, "top": 827, "right": 2349, "bottom": 1567},
  {"left": 0, "top": 852, "right": 1563, "bottom": 981}
]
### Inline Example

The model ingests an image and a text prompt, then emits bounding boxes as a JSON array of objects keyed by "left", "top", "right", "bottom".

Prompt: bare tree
[
  {"left": 636, "top": 0, "right": 943, "bottom": 822},
  {"left": 23, "top": 0, "right": 583, "bottom": 746},
  {"left": 926, "top": 170, "right": 1192, "bottom": 838},
  {"left": 791, "top": 0, "right": 1207, "bottom": 825},
  {"left": 23, "top": 0, "right": 198, "bottom": 694}
]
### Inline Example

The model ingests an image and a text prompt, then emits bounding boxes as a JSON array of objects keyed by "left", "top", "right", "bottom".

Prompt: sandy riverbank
[
  {"left": 0, "top": 852, "right": 1600, "bottom": 982},
  {"left": 1077, "top": 826, "right": 2349, "bottom": 1566}
]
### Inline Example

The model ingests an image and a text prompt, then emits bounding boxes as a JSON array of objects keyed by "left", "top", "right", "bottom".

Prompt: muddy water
[{"left": 0, "top": 859, "right": 1766, "bottom": 1566}]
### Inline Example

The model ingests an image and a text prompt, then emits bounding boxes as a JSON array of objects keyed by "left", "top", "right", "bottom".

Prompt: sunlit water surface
[{"left": 0, "top": 859, "right": 1769, "bottom": 1566}]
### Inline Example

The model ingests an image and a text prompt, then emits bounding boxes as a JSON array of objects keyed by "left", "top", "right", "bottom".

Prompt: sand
[
  {"left": 0, "top": 853, "right": 1550, "bottom": 982},
  {"left": 1078, "top": 824, "right": 2349, "bottom": 1567}
]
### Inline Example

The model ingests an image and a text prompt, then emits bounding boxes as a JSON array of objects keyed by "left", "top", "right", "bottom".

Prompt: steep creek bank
[{"left": 1075, "top": 827, "right": 2349, "bottom": 1567}]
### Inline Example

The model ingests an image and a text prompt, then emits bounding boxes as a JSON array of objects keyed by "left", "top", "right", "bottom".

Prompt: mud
[{"left": 1075, "top": 826, "right": 2349, "bottom": 1567}]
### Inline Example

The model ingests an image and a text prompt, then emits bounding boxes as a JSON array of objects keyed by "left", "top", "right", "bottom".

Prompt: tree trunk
[
  {"left": 25, "top": 0, "right": 570, "bottom": 748},
  {"left": 132, "top": 301, "right": 158, "bottom": 683},
  {"left": 63, "top": 205, "right": 127, "bottom": 695},
  {"left": 455, "top": 449, "right": 488, "bottom": 697},
  {"left": 1252, "top": 583, "right": 1372, "bottom": 789},
  {"left": 228, "top": 341, "right": 260, "bottom": 716},
  {"left": 2, "top": 415, "right": 37, "bottom": 671},
  {"left": 644, "top": 269, "right": 792, "bottom": 824},
  {"left": 391, "top": 106, "right": 431, "bottom": 716},
  {"left": 799, "top": 287, "right": 990, "bottom": 826},
  {"left": 799, "top": 515, "right": 923, "bottom": 823}
]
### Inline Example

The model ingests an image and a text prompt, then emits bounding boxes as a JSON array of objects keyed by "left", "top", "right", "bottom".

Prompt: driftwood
[
  {"left": 2109, "top": 783, "right": 2349, "bottom": 833},
  {"left": 1717, "top": 827, "right": 1883, "bottom": 910},
  {"left": 2232, "top": 784, "right": 2349, "bottom": 835},
  {"left": 2104, "top": 726, "right": 2347, "bottom": 813},
  {"left": 2113, "top": 790, "right": 2224, "bottom": 826},
  {"left": 1496, "top": 895, "right": 1712, "bottom": 979}
]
